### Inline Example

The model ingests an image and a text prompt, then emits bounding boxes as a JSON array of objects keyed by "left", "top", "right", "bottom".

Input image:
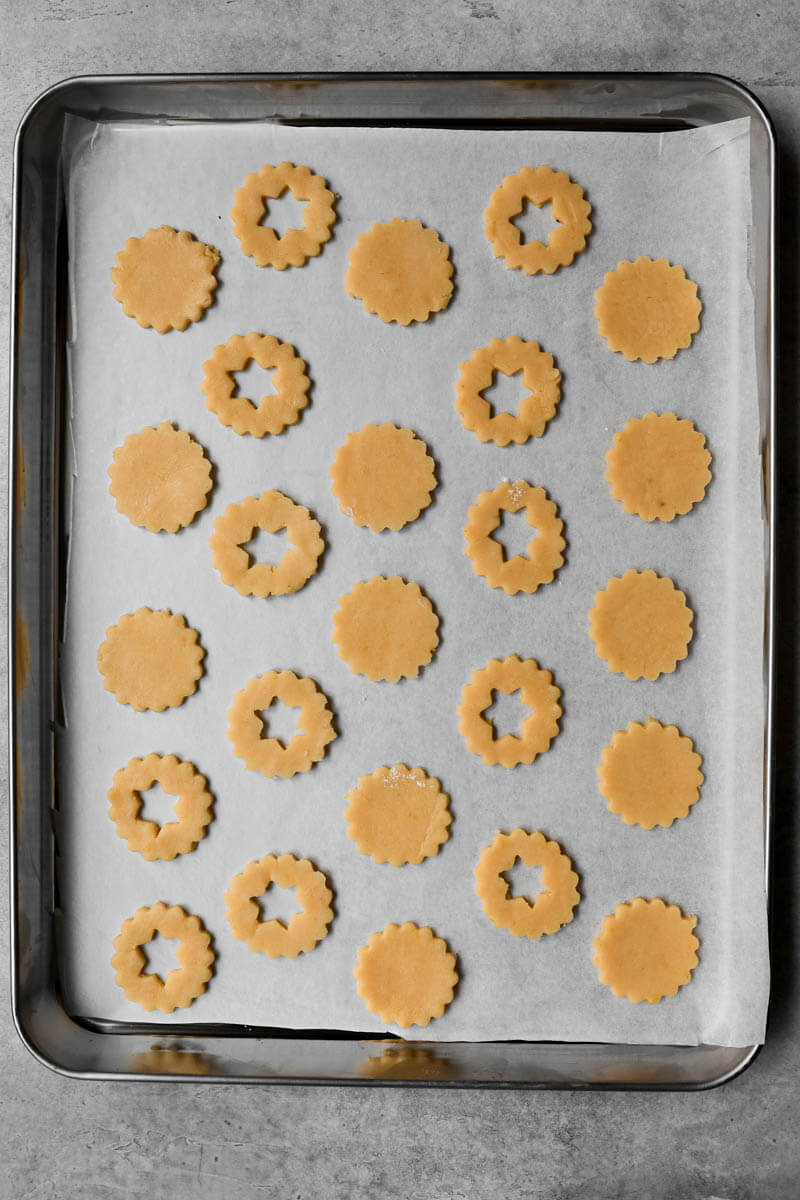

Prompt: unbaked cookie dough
[
  {"left": 345, "top": 764, "right": 452, "bottom": 866},
  {"left": 458, "top": 654, "right": 562, "bottom": 767},
  {"left": 224, "top": 853, "right": 334, "bottom": 958},
  {"left": 474, "top": 829, "right": 580, "bottom": 939},
  {"left": 354, "top": 923, "right": 458, "bottom": 1028},
  {"left": 606, "top": 412, "right": 712, "bottom": 521},
  {"left": 592, "top": 897, "right": 699, "bottom": 1004},
  {"left": 231, "top": 162, "right": 337, "bottom": 269},
  {"left": 344, "top": 218, "right": 454, "bottom": 325},
  {"left": 330, "top": 423, "right": 436, "bottom": 531},
  {"left": 455, "top": 336, "right": 561, "bottom": 447},
  {"left": 332, "top": 576, "right": 439, "bottom": 682},
  {"left": 108, "top": 422, "right": 213, "bottom": 533},
  {"left": 598, "top": 719, "right": 704, "bottom": 829},
  {"left": 98, "top": 608, "right": 205, "bottom": 712},
  {"left": 484, "top": 164, "right": 592, "bottom": 275},
  {"left": 108, "top": 753, "right": 214, "bottom": 861},
  {"left": 464, "top": 481, "right": 565, "bottom": 594},
  {"left": 202, "top": 332, "right": 311, "bottom": 437},
  {"left": 111, "top": 226, "right": 219, "bottom": 333},
  {"left": 227, "top": 669, "right": 336, "bottom": 778},
  {"left": 210, "top": 490, "right": 324, "bottom": 597},
  {"left": 595, "top": 257, "right": 702, "bottom": 363},
  {"left": 589, "top": 569, "right": 693, "bottom": 681},
  {"left": 111, "top": 902, "right": 215, "bottom": 1013}
]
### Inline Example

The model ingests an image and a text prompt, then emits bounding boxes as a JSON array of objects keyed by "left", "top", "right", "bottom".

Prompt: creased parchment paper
[{"left": 59, "top": 115, "right": 768, "bottom": 1045}]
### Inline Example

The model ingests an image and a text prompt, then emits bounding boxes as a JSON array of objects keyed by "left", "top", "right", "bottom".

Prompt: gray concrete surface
[{"left": 2, "top": 1, "right": 799, "bottom": 1197}]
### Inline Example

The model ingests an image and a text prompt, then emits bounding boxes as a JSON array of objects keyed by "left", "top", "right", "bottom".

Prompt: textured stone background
[{"left": 1, "top": 2, "right": 798, "bottom": 1197}]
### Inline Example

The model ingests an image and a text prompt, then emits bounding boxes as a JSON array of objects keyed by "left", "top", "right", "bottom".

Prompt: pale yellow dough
[
  {"left": 112, "top": 903, "right": 214, "bottom": 1014},
  {"left": 598, "top": 719, "right": 703, "bottom": 829},
  {"left": 345, "top": 764, "right": 452, "bottom": 866},
  {"left": 589, "top": 569, "right": 693, "bottom": 681},
  {"left": 592, "top": 897, "right": 699, "bottom": 1003},
  {"left": 108, "top": 422, "right": 213, "bottom": 533},
  {"left": 595, "top": 257, "right": 702, "bottom": 363},
  {"left": 605, "top": 412, "right": 711, "bottom": 521},
  {"left": 210, "top": 490, "right": 324, "bottom": 597},
  {"left": 97, "top": 608, "right": 205, "bottom": 712},
  {"left": 332, "top": 576, "right": 439, "bottom": 682},
  {"left": 231, "top": 162, "right": 337, "bottom": 269},
  {"left": 474, "top": 829, "right": 580, "bottom": 939},
  {"left": 483, "top": 164, "right": 592, "bottom": 275},
  {"left": 111, "top": 226, "right": 219, "bottom": 332},
  {"left": 458, "top": 654, "right": 562, "bottom": 767},
  {"left": 227, "top": 670, "right": 336, "bottom": 778},
  {"left": 108, "top": 753, "right": 214, "bottom": 860},
  {"left": 354, "top": 923, "right": 458, "bottom": 1027},
  {"left": 464, "top": 481, "right": 565, "bottom": 595},
  {"left": 330, "top": 423, "right": 436, "bottom": 531},
  {"left": 345, "top": 218, "right": 454, "bottom": 325},
  {"left": 224, "top": 853, "right": 333, "bottom": 958}
]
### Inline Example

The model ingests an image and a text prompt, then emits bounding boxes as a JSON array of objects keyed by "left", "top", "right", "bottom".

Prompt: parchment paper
[{"left": 59, "top": 115, "right": 769, "bottom": 1045}]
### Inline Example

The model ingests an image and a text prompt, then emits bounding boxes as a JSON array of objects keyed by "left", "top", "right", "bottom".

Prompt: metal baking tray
[{"left": 9, "top": 72, "right": 776, "bottom": 1087}]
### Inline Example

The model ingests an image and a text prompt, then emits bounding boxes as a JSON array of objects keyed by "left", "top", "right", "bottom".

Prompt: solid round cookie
[
  {"left": 330, "top": 423, "right": 436, "bottom": 531},
  {"left": 98, "top": 608, "right": 205, "bottom": 712},
  {"left": 589, "top": 569, "right": 693, "bottom": 681},
  {"left": 598, "top": 719, "right": 704, "bottom": 829},
  {"left": 332, "top": 576, "right": 439, "bottom": 682},
  {"left": 354, "top": 923, "right": 458, "bottom": 1028},
  {"left": 210, "top": 490, "right": 324, "bottom": 597},
  {"left": 458, "top": 654, "right": 562, "bottom": 767},
  {"left": 231, "top": 162, "right": 337, "bottom": 269},
  {"left": 606, "top": 412, "right": 712, "bottom": 521},
  {"left": 344, "top": 218, "right": 454, "bottom": 325},
  {"left": 483, "top": 164, "right": 592, "bottom": 275},
  {"left": 111, "top": 226, "right": 220, "bottom": 333},
  {"left": 592, "top": 897, "right": 699, "bottom": 1003},
  {"left": 345, "top": 764, "right": 452, "bottom": 866},
  {"left": 474, "top": 829, "right": 580, "bottom": 939},
  {"left": 455, "top": 336, "right": 561, "bottom": 447},
  {"left": 202, "top": 332, "right": 311, "bottom": 437},
  {"left": 108, "top": 422, "right": 213, "bottom": 533},
  {"left": 227, "top": 670, "right": 336, "bottom": 778},
  {"left": 464, "top": 481, "right": 565, "bottom": 594},
  {"left": 224, "top": 853, "right": 333, "bottom": 958},
  {"left": 111, "top": 903, "right": 215, "bottom": 1013},
  {"left": 595, "top": 257, "right": 702, "bottom": 363},
  {"left": 108, "top": 753, "right": 214, "bottom": 861}
]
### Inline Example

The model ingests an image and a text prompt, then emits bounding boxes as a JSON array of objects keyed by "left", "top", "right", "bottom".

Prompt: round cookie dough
[
  {"left": 202, "top": 332, "right": 311, "bottom": 438},
  {"left": 227, "top": 669, "right": 337, "bottom": 778},
  {"left": 111, "top": 903, "right": 215, "bottom": 1013},
  {"left": 598, "top": 719, "right": 704, "bottom": 829},
  {"left": 210, "top": 490, "right": 324, "bottom": 597},
  {"left": 483, "top": 164, "right": 592, "bottom": 275},
  {"left": 332, "top": 576, "right": 439, "bottom": 682},
  {"left": 231, "top": 162, "right": 337, "bottom": 269},
  {"left": 224, "top": 853, "right": 334, "bottom": 958},
  {"left": 589, "top": 569, "right": 693, "bottom": 681},
  {"left": 111, "top": 226, "right": 219, "bottom": 333},
  {"left": 595, "top": 257, "right": 702, "bottom": 363},
  {"left": 455, "top": 336, "right": 561, "bottom": 447},
  {"left": 464, "top": 480, "right": 565, "bottom": 595},
  {"left": 344, "top": 218, "right": 454, "bottom": 325},
  {"left": 108, "top": 422, "right": 213, "bottom": 533},
  {"left": 458, "top": 654, "right": 562, "bottom": 768},
  {"left": 592, "top": 897, "right": 699, "bottom": 1003},
  {"left": 98, "top": 608, "right": 205, "bottom": 712},
  {"left": 108, "top": 753, "right": 214, "bottom": 861},
  {"left": 345, "top": 764, "right": 452, "bottom": 866},
  {"left": 606, "top": 412, "right": 712, "bottom": 521},
  {"left": 330, "top": 423, "right": 436, "bottom": 531},
  {"left": 354, "top": 922, "right": 458, "bottom": 1028},
  {"left": 474, "top": 829, "right": 580, "bottom": 939}
]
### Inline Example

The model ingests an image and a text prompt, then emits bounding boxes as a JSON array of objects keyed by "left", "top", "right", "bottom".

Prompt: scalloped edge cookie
[
  {"left": 464, "top": 481, "right": 565, "bottom": 594},
  {"left": 345, "top": 764, "right": 452, "bottom": 865},
  {"left": 108, "top": 753, "right": 214, "bottom": 861},
  {"left": 484, "top": 164, "right": 592, "bottom": 275},
  {"left": 111, "top": 226, "right": 219, "bottom": 332},
  {"left": 474, "top": 829, "right": 580, "bottom": 939},
  {"left": 354, "top": 922, "right": 458, "bottom": 1028},
  {"left": 231, "top": 162, "right": 337, "bottom": 268},
  {"left": 224, "top": 853, "right": 334, "bottom": 957},
  {"left": 458, "top": 654, "right": 562, "bottom": 767}
]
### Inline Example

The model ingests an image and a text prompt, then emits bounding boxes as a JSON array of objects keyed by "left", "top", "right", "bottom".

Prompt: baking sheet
[{"left": 58, "top": 115, "right": 769, "bottom": 1045}]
